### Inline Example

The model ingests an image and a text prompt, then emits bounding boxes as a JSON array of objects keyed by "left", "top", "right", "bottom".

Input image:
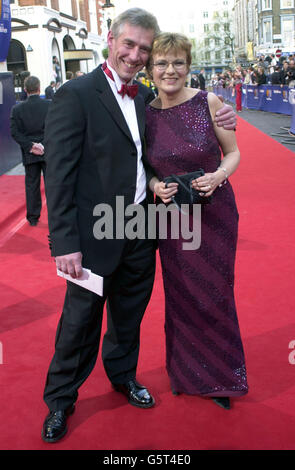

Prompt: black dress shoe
[
  {"left": 112, "top": 379, "right": 155, "bottom": 408},
  {"left": 41, "top": 404, "right": 75, "bottom": 443},
  {"left": 212, "top": 397, "right": 231, "bottom": 410},
  {"left": 28, "top": 219, "right": 38, "bottom": 226}
]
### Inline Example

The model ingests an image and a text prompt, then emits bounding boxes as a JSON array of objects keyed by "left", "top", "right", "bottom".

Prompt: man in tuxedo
[
  {"left": 198, "top": 69, "right": 206, "bottom": 90},
  {"left": 190, "top": 73, "right": 199, "bottom": 89},
  {"left": 10, "top": 76, "right": 50, "bottom": 226},
  {"left": 45, "top": 81, "right": 56, "bottom": 99},
  {"left": 42, "top": 8, "right": 237, "bottom": 443}
]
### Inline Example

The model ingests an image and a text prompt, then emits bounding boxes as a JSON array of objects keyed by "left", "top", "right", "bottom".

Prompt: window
[
  {"left": 189, "top": 24, "right": 195, "bottom": 33},
  {"left": 59, "top": 0, "right": 73, "bottom": 16},
  {"left": 215, "top": 51, "right": 221, "bottom": 60},
  {"left": 205, "top": 51, "right": 211, "bottom": 61},
  {"left": 280, "top": 0, "right": 294, "bottom": 7},
  {"left": 205, "top": 38, "right": 210, "bottom": 46},
  {"left": 204, "top": 24, "right": 209, "bottom": 32},
  {"left": 225, "top": 37, "right": 230, "bottom": 45},
  {"left": 213, "top": 11, "right": 219, "bottom": 18},
  {"left": 224, "top": 23, "right": 230, "bottom": 32},
  {"left": 215, "top": 38, "right": 220, "bottom": 46},
  {"left": 203, "top": 11, "right": 208, "bottom": 18},
  {"left": 281, "top": 16, "right": 294, "bottom": 45},
  {"left": 262, "top": 0, "right": 272, "bottom": 9},
  {"left": 224, "top": 11, "right": 229, "bottom": 17},
  {"left": 214, "top": 23, "right": 220, "bottom": 32},
  {"left": 225, "top": 50, "right": 231, "bottom": 58},
  {"left": 263, "top": 18, "right": 272, "bottom": 43}
]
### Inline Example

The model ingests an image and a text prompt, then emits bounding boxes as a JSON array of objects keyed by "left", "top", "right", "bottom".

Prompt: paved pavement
[
  {"left": 5, "top": 162, "right": 25, "bottom": 175},
  {"left": 235, "top": 108, "right": 295, "bottom": 152}
]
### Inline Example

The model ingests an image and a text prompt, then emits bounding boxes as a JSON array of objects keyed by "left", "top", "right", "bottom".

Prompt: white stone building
[{"left": 7, "top": 0, "right": 106, "bottom": 96}]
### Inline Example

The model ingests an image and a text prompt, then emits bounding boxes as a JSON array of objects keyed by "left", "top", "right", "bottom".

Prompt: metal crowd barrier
[{"left": 213, "top": 85, "right": 292, "bottom": 116}]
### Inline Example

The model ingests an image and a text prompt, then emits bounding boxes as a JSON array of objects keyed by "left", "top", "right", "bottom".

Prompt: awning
[{"left": 63, "top": 49, "right": 93, "bottom": 61}]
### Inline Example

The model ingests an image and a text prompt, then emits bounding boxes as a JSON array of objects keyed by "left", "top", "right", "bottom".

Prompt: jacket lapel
[
  {"left": 93, "top": 66, "right": 135, "bottom": 144},
  {"left": 134, "top": 93, "right": 145, "bottom": 142}
]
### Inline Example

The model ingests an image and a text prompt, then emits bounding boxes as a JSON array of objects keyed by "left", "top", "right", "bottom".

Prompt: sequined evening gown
[{"left": 145, "top": 91, "right": 248, "bottom": 397}]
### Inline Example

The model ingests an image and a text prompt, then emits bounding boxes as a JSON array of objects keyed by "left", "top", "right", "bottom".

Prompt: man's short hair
[
  {"left": 24, "top": 76, "right": 40, "bottom": 93},
  {"left": 111, "top": 8, "right": 160, "bottom": 39},
  {"left": 66, "top": 71, "right": 74, "bottom": 80}
]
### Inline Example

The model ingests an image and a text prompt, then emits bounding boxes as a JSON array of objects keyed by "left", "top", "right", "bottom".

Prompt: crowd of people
[{"left": 211, "top": 54, "right": 295, "bottom": 89}]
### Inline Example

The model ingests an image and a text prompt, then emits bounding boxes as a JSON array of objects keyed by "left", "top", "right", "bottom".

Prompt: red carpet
[{"left": 0, "top": 117, "right": 295, "bottom": 450}]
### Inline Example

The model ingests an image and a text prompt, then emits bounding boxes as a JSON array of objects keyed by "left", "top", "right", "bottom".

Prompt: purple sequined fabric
[{"left": 145, "top": 91, "right": 248, "bottom": 396}]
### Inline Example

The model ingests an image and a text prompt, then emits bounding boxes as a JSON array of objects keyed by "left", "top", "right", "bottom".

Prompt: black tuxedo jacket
[
  {"left": 44, "top": 66, "right": 155, "bottom": 276},
  {"left": 198, "top": 73, "right": 205, "bottom": 90},
  {"left": 45, "top": 86, "right": 55, "bottom": 100},
  {"left": 10, "top": 95, "right": 51, "bottom": 165}
]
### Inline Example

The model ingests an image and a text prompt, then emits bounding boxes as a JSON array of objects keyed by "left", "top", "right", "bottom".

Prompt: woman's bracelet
[{"left": 218, "top": 167, "right": 228, "bottom": 187}]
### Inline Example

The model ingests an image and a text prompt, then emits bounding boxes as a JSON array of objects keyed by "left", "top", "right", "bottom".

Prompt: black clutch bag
[{"left": 163, "top": 169, "right": 212, "bottom": 210}]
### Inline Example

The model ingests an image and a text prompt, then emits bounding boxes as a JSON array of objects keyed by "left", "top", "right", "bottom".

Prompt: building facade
[
  {"left": 197, "top": 0, "right": 235, "bottom": 77},
  {"left": 256, "top": 0, "right": 295, "bottom": 56},
  {"left": 234, "top": 0, "right": 295, "bottom": 62},
  {"left": 233, "top": 0, "right": 258, "bottom": 63},
  {"left": 116, "top": 0, "right": 235, "bottom": 78},
  {"left": 7, "top": 0, "right": 106, "bottom": 95}
]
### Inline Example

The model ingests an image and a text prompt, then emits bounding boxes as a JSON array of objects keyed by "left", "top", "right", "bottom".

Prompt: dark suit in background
[
  {"left": 190, "top": 75, "right": 199, "bottom": 88},
  {"left": 10, "top": 95, "right": 50, "bottom": 224},
  {"left": 45, "top": 84, "right": 55, "bottom": 100},
  {"left": 198, "top": 72, "right": 206, "bottom": 90}
]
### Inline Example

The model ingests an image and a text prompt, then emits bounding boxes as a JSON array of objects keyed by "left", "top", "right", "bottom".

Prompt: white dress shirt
[{"left": 103, "top": 62, "right": 146, "bottom": 204}]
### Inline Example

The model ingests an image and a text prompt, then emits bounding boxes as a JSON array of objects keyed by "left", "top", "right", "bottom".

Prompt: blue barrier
[
  {"left": 0, "top": 72, "right": 22, "bottom": 175},
  {"left": 213, "top": 85, "right": 292, "bottom": 115}
]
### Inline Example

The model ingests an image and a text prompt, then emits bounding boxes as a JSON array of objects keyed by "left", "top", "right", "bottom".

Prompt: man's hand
[
  {"left": 55, "top": 251, "right": 83, "bottom": 278},
  {"left": 30, "top": 142, "right": 44, "bottom": 155},
  {"left": 215, "top": 98, "right": 237, "bottom": 130}
]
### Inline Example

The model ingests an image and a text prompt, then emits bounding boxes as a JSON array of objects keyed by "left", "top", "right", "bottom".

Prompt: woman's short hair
[
  {"left": 146, "top": 32, "right": 192, "bottom": 78},
  {"left": 111, "top": 8, "right": 160, "bottom": 38}
]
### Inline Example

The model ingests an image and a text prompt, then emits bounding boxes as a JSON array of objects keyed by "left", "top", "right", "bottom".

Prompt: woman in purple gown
[{"left": 145, "top": 33, "right": 248, "bottom": 410}]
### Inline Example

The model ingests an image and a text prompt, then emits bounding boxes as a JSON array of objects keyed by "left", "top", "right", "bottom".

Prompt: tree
[
  {"left": 102, "top": 47, "right": 109, "bottom": 60},
  {"left": 201, "top": 11, "right": 235, "bottom": 64}
]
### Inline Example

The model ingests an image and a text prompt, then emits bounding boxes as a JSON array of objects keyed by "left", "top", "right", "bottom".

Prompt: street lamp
[{"left": 102, "top": 0, "right": 115, "bottom": 31}]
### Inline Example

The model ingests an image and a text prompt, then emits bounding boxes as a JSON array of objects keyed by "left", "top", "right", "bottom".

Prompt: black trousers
[
  {"left": 24, "top": 161, "right": 46, "bottom": 222},
  {"left": 43, "top": 234, "right": 156, "bottom": 411}
]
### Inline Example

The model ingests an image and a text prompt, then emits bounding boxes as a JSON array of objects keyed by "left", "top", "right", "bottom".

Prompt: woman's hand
[
  {"left": 154, "top": 181, "right": 178, "bottom": 204},
  {"left": 191, "top": 170, "right": 225, "bottom": 197}
]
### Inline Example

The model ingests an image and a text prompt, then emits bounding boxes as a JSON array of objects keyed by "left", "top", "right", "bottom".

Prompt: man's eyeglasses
[{"left": 152, "top": 60, "right": 187, "bottom": 71}]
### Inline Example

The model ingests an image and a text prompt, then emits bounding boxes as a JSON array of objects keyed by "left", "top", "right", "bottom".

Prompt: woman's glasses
[{"left": 152, "top": 60, "right": 187, "bottom": 71}]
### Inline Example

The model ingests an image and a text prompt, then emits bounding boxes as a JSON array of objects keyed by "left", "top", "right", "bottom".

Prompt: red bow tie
[{"left": 102, "top": 62, "right": 138, "bottom": 99}]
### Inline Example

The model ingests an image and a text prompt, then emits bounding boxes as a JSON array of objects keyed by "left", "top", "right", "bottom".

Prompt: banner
[
  {"left": 0, "top": 0, "right": 11, "bottom": 62},
  {"left": 213, "top": 85, "right": 292, "bottom": 115},
  {"left": 0, "top": 72, "right": 21, "bottom": 175}
]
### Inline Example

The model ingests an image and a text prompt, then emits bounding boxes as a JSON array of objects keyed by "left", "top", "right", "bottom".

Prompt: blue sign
[
  {"left": 0, "top": 72, "right": 22, "bottom": 175},
  {"left": 0, "top": 0, "right": 11, "bottom": 62}
]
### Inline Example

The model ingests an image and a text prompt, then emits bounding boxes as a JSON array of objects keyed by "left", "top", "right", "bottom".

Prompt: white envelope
[{"left": 57, "top": 267, "right": 104, "bottom": 296}]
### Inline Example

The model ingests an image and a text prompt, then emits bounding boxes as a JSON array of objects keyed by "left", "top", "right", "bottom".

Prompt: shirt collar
[{"left": 106, "top": 60, "right": 133, "bottom": 91}]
